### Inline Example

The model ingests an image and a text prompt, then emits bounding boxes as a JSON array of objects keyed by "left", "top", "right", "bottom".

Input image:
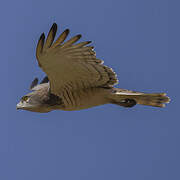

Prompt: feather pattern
[{"left": 36, "top": 23, "right": 118, "bottom": 98}]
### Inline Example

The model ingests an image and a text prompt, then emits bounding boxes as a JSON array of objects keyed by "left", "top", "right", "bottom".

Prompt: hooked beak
[{"left": 16, "top": 102, "right": 23, "bottom": 110}]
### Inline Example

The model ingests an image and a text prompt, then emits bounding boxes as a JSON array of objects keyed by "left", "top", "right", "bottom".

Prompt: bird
[{"left": 16, "top": 23, "right": 170, "bottom": 113}]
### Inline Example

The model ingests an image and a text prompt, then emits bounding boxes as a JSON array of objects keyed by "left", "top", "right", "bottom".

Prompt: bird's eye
[{"left": 21, "top": 96, "right": 29, "bottom": 102}]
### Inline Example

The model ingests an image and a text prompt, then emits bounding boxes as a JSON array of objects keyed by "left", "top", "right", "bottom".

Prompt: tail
[{"left": 109, "top": 88, "right": 170, "bottom": 108}]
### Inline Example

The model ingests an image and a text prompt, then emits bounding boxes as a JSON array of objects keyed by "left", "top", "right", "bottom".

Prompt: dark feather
[
  {"left": 40, "top": 76, "right": 49, "bottom": 84},
  {"left": 43, "top": 93, "right": 63, "bottom": 106},
  {"left": 112, "top": 99, "right": 137, "bottom": 108},
  {"left": 36, "top": 33, "right": 45, "bottom": 66},
  {"left": 30, "top": 78, "right": 38, "bottom": 90},
  {"left": 44, "top": 23, "right": 57, "bottom": 49}
]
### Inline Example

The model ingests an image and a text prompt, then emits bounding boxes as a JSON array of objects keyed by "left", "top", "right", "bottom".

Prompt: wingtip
[
  {"left": 36, "top": 33, "right": 45, "bottom": 59},
  {"left": 77, "top": 34, "right": 82, "bottom": 39},
  {"left": 48, "top": 23, "right": 57, "bottom": 37},
  {"left": 40, "top": 33, "right": 45, "bottom": 40},
  {"left": 51, "top": 23, "right": 57, "bottom": 31},
  {"left": 52, "top": 22, "right": 57, "bottom": 27},
  {"left": 64, "top": 29, "right": 70, "bottom": 34}
]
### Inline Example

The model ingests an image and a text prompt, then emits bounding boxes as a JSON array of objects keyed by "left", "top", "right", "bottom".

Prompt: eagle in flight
[{"left": 16, "top": 23, "right": 170, "bottom": 113}]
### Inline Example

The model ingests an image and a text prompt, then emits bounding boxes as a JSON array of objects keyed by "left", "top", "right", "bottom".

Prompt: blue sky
[{"left": 1, "top": 0, "right": 180, "bottom": 179}]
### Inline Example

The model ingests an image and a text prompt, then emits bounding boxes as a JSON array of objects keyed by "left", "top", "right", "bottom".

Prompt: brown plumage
[{"left": 16, "top": 23, "right": 170, "bottom": 113}]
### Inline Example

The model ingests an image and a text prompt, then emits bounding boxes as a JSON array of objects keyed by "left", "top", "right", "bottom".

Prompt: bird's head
[{"left": 16, "top": 91, "right": 52, "bottom": 113}]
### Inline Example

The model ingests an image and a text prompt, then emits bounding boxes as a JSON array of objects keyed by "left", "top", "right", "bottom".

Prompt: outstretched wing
[{"left": 36, "top": 23, "right": 118, "bottom": 97}]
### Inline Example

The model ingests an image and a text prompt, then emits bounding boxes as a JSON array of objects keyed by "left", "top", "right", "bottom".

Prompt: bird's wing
[{"left": 36, "top": 23, "right": 118, "bottom": 97}]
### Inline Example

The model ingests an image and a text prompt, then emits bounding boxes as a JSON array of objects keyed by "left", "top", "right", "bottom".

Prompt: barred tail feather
[{"left": 110, "top": 88, "right": 170, "bottom": 108}]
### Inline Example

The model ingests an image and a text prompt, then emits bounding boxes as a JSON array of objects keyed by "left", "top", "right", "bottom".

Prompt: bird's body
[
  {"left": 16, "top": 23, "right": 170, "bottom": 113},
  {"left": 59, "top": 87, "right": 109, "bottom": 111}
]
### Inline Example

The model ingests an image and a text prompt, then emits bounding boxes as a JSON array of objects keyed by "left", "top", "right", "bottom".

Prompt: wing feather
[
  {"left": 30, "top": 78, "right": 38, "bottom": 90},
  {"left": 44, "top": 23, "right": 57, "bottom": 50},
  {"left": 36, "top": 24, "right": 118, "bottom": 97},
  {"left": 40, "top": 76, "right": 49, "bottom": 84},
  {"left": 61, "top": 34, "right": 82, "bottom": 48},
  {"left": 36, "top": 33, "right": 45, "bottom": 62},
  {"left": 51, "top": 29, "right": 69, "bottom": 48},
  {"left": 71, "top": 41, "right": 92, "bottom": 48}
]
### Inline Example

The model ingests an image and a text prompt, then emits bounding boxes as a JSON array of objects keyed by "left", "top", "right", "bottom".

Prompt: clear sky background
[{"left": 1, "top": 0, "right": 179, "bottom": 180}]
